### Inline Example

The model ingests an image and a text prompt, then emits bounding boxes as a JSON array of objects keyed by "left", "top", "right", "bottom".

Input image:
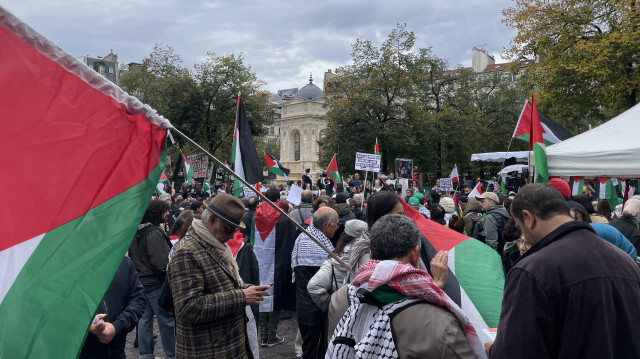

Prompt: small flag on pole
[
  {"left": 326, "top": 154, "right": 341, "bottom": 190},
  {"left": 468, "top": 182, "right": 483, "bottom": 198},
  {"left": 264, "top": 151, "right": 290, "bottom": 181},
  {"left": 530, "top": 93, "right": 549, "bottom": 184},
  {"left": 375, "top": 137, "right": 381, "bottom": 156},
  {"left": 450, "top": 164, "right": 459, "bottom": 184},
  {"left": 157, "top": 170, "right": 168, "bottom": 194},
  {"left": 181, "top": 152, "right": 194, "bottom": 184}
]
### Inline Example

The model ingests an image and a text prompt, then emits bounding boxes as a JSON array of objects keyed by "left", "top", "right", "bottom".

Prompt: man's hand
[
  {"left": 97, "top": 322, "right": 117, "bottom": 344},
  {"left": 244, "top": 285, "right": 270, "bottom": 306},
  {"left": 89, "top": 313, "right": 107, "bottom": 336},
  {"left": 484, "top": 341, "right": 494, "bottom": 357},
  {"left": 430, "top": 250, "right": 449, "bottom": 289}
]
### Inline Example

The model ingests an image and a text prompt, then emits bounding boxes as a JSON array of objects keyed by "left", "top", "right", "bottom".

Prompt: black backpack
[{"left": 475, "top": 212, "right": 507, "bottom": 254}]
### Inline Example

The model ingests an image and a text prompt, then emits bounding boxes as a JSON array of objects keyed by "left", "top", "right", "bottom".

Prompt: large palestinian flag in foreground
[
  {"left": 403, "top": 200, "right": 505, "bottom": 343},
  {"left": 0, "top": 8, "right": 169, "bottom": 358}
]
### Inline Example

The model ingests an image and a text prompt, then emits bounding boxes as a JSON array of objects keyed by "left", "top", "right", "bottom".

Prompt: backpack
[{"left": 474, "top": 212, "right": 506, "bottom": 254}]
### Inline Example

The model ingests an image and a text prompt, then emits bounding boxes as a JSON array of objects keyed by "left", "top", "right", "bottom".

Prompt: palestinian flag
[
  {"left": 468, "top": 182, "right": 483, "bottom": 198},
  {"left": 403, "top": 200, "right": 504, "bottom": 342},
  {"left": 181, "top": 152, "right": 193, "bottom": 184},
  {"left": 569, "top": 176, "right": 585, "bottom": 196},
  {"left": 326, "top": 153, "right": 341, "bottom": 190},
  {"left": 513, "top": 99, "right": 573, "bottom": 146},
  {"left": 529, "top": 93, "right": 549, "bottom": 183},
  {"left": 375, "top": 137, "right": 381, "bottom": 156},
  {"left": 500, "top": 177, "right": 507, "bottom": 194},
  {"left": 250, "top": 204, "right": 282, "bottom": 311},
  {"left": 450, "top": 164, "right": 459, "bottom": 184},
  {"left": 232, "top": 94, "right": 264, "bottom": 197},
  {"left": 265, "top": 151, "right": 290, "bottom": 181},
  {"left": 596, "top": 177, "right": 618, "bottom": 211},
  {"left": 453, "top": 192, "right": 463, "bottom": 216},
  {"left": 0, "top": 8, "right": 169, "bottom": 359},
  {"left": 157, "top": 170, "right": 169, "bottom": 194},
  {"left": 203, "top": 181, "right": 211, "bottom": 196}
]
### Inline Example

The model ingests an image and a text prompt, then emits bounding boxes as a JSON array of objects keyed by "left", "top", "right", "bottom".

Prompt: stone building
[
  {"left": 278, "top": 75, "right": 327, "bottom": 183},
  {"left": 76, "top": 49, "right": 119, "bottom": 83}
]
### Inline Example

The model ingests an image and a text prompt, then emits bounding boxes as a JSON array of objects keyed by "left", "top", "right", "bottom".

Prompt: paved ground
[{"left": 124, "top": 310, "right": 300, "bottom": 358}]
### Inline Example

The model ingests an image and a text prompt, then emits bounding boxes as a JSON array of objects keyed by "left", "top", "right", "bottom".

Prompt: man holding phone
[{"left": 169, "top": 194, "right": 270, "bottom": 358}]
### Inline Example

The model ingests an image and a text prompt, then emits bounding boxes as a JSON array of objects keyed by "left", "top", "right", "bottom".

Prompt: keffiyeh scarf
[
  {"left": 328, "top": 260, "right": 484, "bottom": 359},
  {"left": 291, "top": 224, "right": 334, "bottom": 269}
]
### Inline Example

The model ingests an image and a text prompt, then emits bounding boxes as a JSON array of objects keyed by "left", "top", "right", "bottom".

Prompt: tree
[
  {"left": 503, "top": 0, "right": 640, "bottom": 129},
  {"left": 320, "top": 25, "right": 528, "bottom": 181},
  {"left": 119, "top": 46, "right": 270, "bottom": 173}
]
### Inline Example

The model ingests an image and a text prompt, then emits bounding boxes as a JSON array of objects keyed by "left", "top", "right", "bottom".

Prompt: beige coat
[{"left": 328, "top": 286, "right": 476, "bottom": 359}]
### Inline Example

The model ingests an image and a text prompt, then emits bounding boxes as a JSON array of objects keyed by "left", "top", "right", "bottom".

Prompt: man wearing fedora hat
[{"left": 168, "top": 193, "right": 270, "bottom": 359}]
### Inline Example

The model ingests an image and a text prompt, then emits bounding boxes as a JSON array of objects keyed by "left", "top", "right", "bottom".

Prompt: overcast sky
[{"left": 3, "top": 0, "right": 516, "bottom": 93}]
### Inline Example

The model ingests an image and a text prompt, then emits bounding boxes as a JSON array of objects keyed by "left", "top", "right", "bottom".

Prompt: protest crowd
[{"left": 82, "top": 169, "right": 640, "bottom": 359}]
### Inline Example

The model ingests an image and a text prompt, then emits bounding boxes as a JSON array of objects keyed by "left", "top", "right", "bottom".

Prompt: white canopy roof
[
  {"left": 470, "top": 151, "right": 529, "bottom": 163},
  {"left": 547, "top": 103, "right": 640, "bottom": 178}
]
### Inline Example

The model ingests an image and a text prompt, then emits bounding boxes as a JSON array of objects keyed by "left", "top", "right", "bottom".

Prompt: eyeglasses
[{"left": 219, "top": 219, "right": 237, "bottom": 234}]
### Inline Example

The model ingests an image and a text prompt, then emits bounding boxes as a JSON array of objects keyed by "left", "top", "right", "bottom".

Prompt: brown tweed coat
[{"left": 168, "top": 231, "right": 252, "bottom": 359}]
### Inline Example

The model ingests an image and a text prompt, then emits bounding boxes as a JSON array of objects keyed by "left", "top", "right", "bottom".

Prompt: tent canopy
[
  {"left": 547, "top": 103, "right": 640, "bottom": 178},
  {"left": 471, "top": 151, "right": 529, "bottom": 163}
]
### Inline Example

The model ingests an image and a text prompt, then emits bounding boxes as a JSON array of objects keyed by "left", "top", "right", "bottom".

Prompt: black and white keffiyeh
[
  {"left": 291, "top": 224, "right": 334, "bottom": 269},
  {"left": 326, "top": 283, "right": 420, "bottom": 358}
]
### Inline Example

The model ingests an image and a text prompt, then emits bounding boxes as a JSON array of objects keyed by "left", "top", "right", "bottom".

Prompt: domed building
[{"left": 279, "top": 75, "right": 327, "bottom": 183}]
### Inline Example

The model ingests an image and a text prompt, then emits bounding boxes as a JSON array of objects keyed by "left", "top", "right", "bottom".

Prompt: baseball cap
[{"left": 476, "top": 192, "right": 499, "bottom": 204}]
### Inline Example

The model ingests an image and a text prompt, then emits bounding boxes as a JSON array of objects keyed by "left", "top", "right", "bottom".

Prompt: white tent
[
  {"left": 470, "top": 151, "right": 529, "bottom": 163},
  {"left": 547, "top": 103, "right": 640, "bottom": 178}
]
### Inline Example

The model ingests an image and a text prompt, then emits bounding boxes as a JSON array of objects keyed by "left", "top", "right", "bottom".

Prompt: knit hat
[
  {"left": 344, "top": 219, "right": 368, "bottom": 238},
  {"left": 439, "top": 196, "right": 455, "bottom": 213},
  {"left": 414, "top": 192, "right": 425, "bottom": 200},
  {"left": 408, "top": 196, "right": 420, "bottom": 207},
  {"left": 548, "top": 178, "right": 571, "bottom": 199}
]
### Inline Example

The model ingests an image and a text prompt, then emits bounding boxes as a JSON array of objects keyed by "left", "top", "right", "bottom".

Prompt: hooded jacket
[
  {"left": 462, "top": 198, "right": 483, "bottom": 236},
  {"left": 473, "top": 205, "right": 510, "bottom": 252}
]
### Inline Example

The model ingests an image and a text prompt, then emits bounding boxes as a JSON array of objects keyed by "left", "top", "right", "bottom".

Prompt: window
[
  {"left": 270, "top": 126, "right": 274, "bottom": 135},
  {"left": 108, "top": 67, "right": 114, "bottom": 74},
  {"left": 293, "top": 130, "right": 301, "bottom": 161}
]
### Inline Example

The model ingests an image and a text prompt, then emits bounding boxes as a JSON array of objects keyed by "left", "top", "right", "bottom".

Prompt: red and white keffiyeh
[{"left": 352, "top": 260, "right": 485, "bottom": 358}]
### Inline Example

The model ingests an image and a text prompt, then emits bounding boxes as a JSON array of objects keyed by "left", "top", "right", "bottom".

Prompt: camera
[{"left": 504, "top": 168, "right": 528, "bottom": 193}]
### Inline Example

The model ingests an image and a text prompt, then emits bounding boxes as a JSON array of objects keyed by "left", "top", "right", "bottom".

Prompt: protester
[
  {"left": 448, "top": 214, "right": 465, "bottom": 234},
  {"left": 573, "top": 194, "right": 609, "bottom": 223},
  {"left": 404, "top": 187, "right": 415, "bottom": 202},
  {"left": 169, "top": 209, "right": 194, "bottom": 247},
  {"left": 348, "top": 173, "right": 362, "bottom": 188},
  {"left": 597, "top": 199, "right": 613, "bottom": 222},
  {"left": 462, "top": 197, "right": 483, "bottom": 236},
  {"left": 439, "top": 195, "right": 455, "bottom": 224},
  {"left": 227, "top": 231, "right": 260, "bottom": 321},
  {"left": 500, "top": 218, "right": 522, "bottom": 274},
  {"left": 429, "top": 204, "right": 447, "bottom": 225},
  {"left": 414, "top": 192, "right": 430, "bottom": 218},
  {"left": 241, "top": 196, "right": 259, "bottom": 238},
  {"left": 326, "top": 214, "right": 478, "bottom": 358},
  {"left": 486, "top": 184, "right": 640, "bottom": 358},
  {"left": 128, "top": 200, "right": 176, "bottom": 359},
  {"left": 610, "top": 198, "right": 640, "bottom": 255},
  {"left": 291, "top": 207, "right": 340, "bottom": 359},
  {"left": 308, "top": 219, "right": 368, "bottom": 312},
  {"left": 334, "top": 193, "right": 356, "bottom": 225},
  {"left": 431, "top": 178, "right": 443, "bottom": 203},
  {"left": 80, "top": 257, "right": 145, "bottom": 359},
  {"left": 290, "top": 189, "right": 314, "bottom": 226},
  {"left": 168, "top": 194, "right": 270, "bottom": 358},
  {"left": 411, "top": 179, "right": 424, "bottom": 195},
  {"left": 313, "top": 195, "right": 335, "bottom": 212},
  {"left": 548, "top": 178, "right": 571, "bottom": 200},
  {"left": 349, "top": 193, "right": 366, "bottom": 220},
  {"left": 254, "top": 188, "right": 298, "bottom": 347},
  {"left": 567, "top": 201, "right": 637, "bottom": 259},
  {"left": 472, "top": 192, "right": 510, "bottom": 254}
]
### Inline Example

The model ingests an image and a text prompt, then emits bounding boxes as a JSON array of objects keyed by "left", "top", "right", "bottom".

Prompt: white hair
[{"left": 201, "top": 208, "right": 214, "bottom": 223}]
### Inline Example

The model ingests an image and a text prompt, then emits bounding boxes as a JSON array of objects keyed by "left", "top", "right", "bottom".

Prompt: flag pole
[{"left": 169, "top": 127, "right": 355, "bottom": 275}]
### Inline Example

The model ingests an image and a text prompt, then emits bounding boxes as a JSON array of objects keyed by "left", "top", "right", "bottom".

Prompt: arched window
[{"left": 291, "top": 129, "right": 301, "bottom": 161}]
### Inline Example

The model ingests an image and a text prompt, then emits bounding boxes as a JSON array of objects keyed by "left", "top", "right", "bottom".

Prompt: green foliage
[
  {"left": 319, "top": 25, "right": 528, "bottom": 181},
  {"left": 502, "top": 0, "right": 640, "bottom": 129},
  {"left": 119, "top": 45, "right": 269, "bottom": 160}
]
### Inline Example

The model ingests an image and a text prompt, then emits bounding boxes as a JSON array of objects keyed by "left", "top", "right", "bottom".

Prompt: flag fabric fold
[
  {"left": 450, "top": 164, "right": 459, "bottom": 184},
  {"left": 530, "top": 94, "right": 549, "bottom": 184},
  {"left": 402, "top": 200, "right": 504, "bottom": 343},
  {"left": 0, "top": 7, "right": 169, "bottom": 358},
  {"left": 326, "top": 153, "right": 341, "bottom": 190},
  {"left": 232, "top": 94, "right": 264, "bottom": 197},
  {"left": 181, "top": 152, "right": 194, "bottom": 184},
  {"left": 513, "top": 99, "right": 573, "bottom": 146},
  {"left": 265, "top": 151, "right": 290, "bottom": 181}
]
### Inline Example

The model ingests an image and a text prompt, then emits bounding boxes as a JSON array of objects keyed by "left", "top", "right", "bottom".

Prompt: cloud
[{"left": 2, "top": 0, "right": 516, "bottom": 92}]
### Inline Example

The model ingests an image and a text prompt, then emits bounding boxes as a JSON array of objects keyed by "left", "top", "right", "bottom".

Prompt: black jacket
[
  {"left": 610, "top": 215, "right": 640, "bottom": 254},
  {"left": 236, "top": 241, "right": 260, "bottom": 320},
  {"left": 490, "top": 221, "right": 640, "bottom": 359},
  {"left": 294, "top": 265, "right": 323, "bottom": 326},
  {"left": 129, "top": 224, "right": 172, "bottom": 291},
  {"left": 80, "top": 257, "right": 145, "bottom": 359}
]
